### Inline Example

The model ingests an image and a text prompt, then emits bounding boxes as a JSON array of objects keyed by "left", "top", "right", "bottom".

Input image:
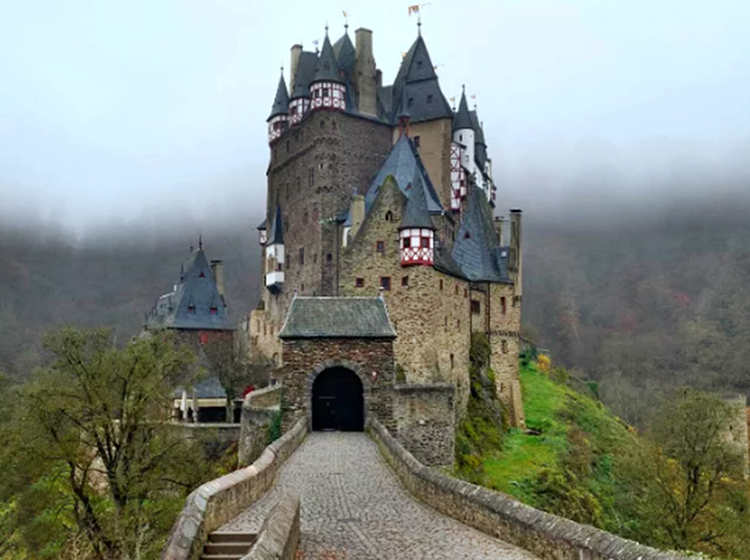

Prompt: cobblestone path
[{"left": 218, "top": 432, "right": 539, "bottom": 559}]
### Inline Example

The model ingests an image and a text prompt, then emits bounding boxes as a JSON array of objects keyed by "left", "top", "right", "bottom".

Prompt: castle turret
[
  {"left": 267, "top": 70, "right": 290, "bottom": 144},
  {"left": 289, "top": 50, "right": 317, "bottom": 125},
  {"left": 310, "top": 29, "right": 346, "bottom": 112},
  {"left": 453, "top": 86, "right": 475, "bottom": 175},
  {"left": 399, "top": 170, "right": 435, "bottom": 266},
  {"left": 265, "top": 206, "right": 285, "bottom": 292}
]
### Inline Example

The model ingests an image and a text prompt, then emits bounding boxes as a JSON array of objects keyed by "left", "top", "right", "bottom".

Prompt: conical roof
[
  {"left": 314, "top": 34, "right": 343, "bottom": 84},
  {"left": 453, "top": 87, "right": 473, "bottom": 131},
  {"left": 267, "top": 72, "right": 289, "bottom": 121},
  {"left": 400, "top": 169, "right": 435, "bottom": 230},
  {"left": 291, "top": 51, "right": 317, "bottom": 99},
  {"left": 333, "top": 32, "right": 356, "bottom": 78},
  {"left": 267, "top": 206, "right": 284, "bottom": 245}
]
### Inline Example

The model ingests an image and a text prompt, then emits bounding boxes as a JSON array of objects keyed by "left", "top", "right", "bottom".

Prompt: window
[
  {"left": 450, "top": 353, "right": 454, "bottom": 369},
  {"left": 417, "top": 60, "right": 423, "bottom": 69},
  {"left": 501, "top": 297, "right": 507, "bottom": 315},
  {"left": 402, "top": 276, "right": 409, "bottom": 287},
  {"left": 188, "top": 304, "right": 196, "bottom": 314},
  {"left": 326, "top": 253, "right": 332, "bottom": 262},
  {"left": 464, "top": 288, "right": 468, "bottom": 298},
  {"left": 464, "top": 231, "right": 471, "bottom": 239},
  {"left": 298, "top": 248, "right": 305, "bottom": 265},
  {"left": 199, "top": 271, "right": 205, "bottom": 278},
  {"left": 301, "top": 283, "right": 304, "bottom": 292},
  {"left": 455, "top": 285, "right": 459, "bottom": 295},
  {"left": 376, "top": 241, "right": 385, "bottom": 253},
  {"left": 502, "top": 340, "right": 508, "bottom": 354},
  {"left": 444, "top": 316, "right": 448, "bottom": 327},
  {"left": 356, "top": 278, "right": 365, "bottom": 288},
  {"left": 308, "top": 168, "right": 314, "bottom": 188},
  {"left": 457, "top": 319, "right": 461, "bottom": 329},
  {"left": 385, "top": 210, "right": 393, "bottom": 222},
  {"left": 408, "top": 97, "right": 414, "bottom": 108},
  {"left": 403, "top": 237, "right": 411, "bottom": 248},
  {"left": 471, "top": 300, "right": 481, "bottom": 314},
  {"left": 322, "top": 87, "right": 329, "bottom": 97},
  {"left": 210, "top": 305, "right": 218, "bottom": 315},
  {"left": 439, "top": 279, "right": 444, "bottom": 290},
  {"left": 313, "top": 254, "right": 318, "bottom": 264},
  {"left": 421, "top": 236, "right": 430, "bottom": 248},
  {"left": 427, "top": 94, "right": 433, "bottom": 104},
  {"left": 459, "top": 134, "right": 463, "bottom": 142},
  {"left": 413, "top": 135, "right": 421, "bottom": 149},
  {"left": 380, "top": 276, "right": 391, "bottom": 291}
]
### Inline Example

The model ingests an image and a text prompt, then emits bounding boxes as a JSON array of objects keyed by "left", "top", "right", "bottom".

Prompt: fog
[{"left": 1, "top": 0, "right": 749, "bottom": 237}]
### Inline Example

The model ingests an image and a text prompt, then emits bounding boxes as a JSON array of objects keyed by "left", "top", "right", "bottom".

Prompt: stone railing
[
  {"left": 241, "top": 494, "right": 300, "bottom": 560},
  {"left": 161, "top": 419, "right": 306, "bottom": 560},
  {"left": 246, "top": 385, "right": 284, "bottom": 409},
  {"left": 239, "top": 385, "right": 284, "bottom": 466},
  {"left": 370, "top": 418, "right": 691, "bottom": 560}
]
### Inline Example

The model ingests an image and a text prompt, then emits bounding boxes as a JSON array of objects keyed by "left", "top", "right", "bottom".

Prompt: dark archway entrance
[{"left": 312, "top": 367, "right": 364, "bottom": 431}]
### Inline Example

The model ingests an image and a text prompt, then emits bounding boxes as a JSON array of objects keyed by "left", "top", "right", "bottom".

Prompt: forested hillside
[{"left": 2, "top": 191, "right": 750, "bottom": 425}]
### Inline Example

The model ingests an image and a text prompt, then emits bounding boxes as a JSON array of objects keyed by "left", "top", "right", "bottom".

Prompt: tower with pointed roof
[{"left": 248, "top": 20, "right": 525, "bottom": 429}]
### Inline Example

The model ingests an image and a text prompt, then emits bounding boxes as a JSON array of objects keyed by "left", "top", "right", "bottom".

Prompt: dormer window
[
  {"left": 188, "top": 305, "right": 196, "bottom": 314},
  {"left": 408, "top": 97, "right": 414, "bottom": 108},
  {"left": 199, "top": 271, "right": 205, "bottom": 278},
  {"left": 427, "top": 95, "right": 433, "bottom": 104},
  {"left": 210, "top": 306, "right": 218, "bottom": 315},
  {"left": 417, "top": 60, "right": 423, "bottom": 69},
  {"left": 464, "top": 231, "right": 471, "bottom": 239}
]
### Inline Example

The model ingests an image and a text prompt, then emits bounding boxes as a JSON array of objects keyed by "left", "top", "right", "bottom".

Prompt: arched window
[{"left": 385, "top": 211, "right": 393, "bottom": 222}]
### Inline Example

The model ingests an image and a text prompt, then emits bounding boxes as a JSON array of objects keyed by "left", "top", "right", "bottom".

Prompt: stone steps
[{"left": 201, "top": 531, "right": 256, "bottom": 560}]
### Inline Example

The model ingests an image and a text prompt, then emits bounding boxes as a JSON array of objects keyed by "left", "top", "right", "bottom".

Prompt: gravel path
[{"left": 217, "top": 432, "right": 539, "bottom": 560}]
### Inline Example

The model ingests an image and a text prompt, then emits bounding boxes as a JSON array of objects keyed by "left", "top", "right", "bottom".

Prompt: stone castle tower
[{"left": 247, "top": 24, "right": 525, "bottom": 430}]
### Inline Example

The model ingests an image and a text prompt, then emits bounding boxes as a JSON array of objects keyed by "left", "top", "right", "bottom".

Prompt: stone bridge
[{"left": 162, "top": 412, "right": 692, "bottom": 560}]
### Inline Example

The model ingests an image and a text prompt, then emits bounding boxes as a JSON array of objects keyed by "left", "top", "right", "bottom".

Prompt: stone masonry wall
[
  {"left": 370, "top": 418, "right": 692, "bottom": 560},
  {"left": 488, "top": 282, "right": 524, "bottom": 427},
  {"left": 280, "top": 338, "right": 396, "bottom": 430},
  {"left": 161, "top": 419, "right": 307, "bottom": 560},
  {"left": 251, "top": 112, "right": 392, "bottom": 363},
  {"left": 393, "top": 384, "right": 455, "bottom": 466},
  {"left": 238, "top": 386, "right": 284, "bottom": 466},
  {"left": 339, "top": 177, "right": 472, "bottom": 417}
]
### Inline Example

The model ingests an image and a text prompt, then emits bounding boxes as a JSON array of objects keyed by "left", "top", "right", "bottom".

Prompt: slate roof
[
  {"left": 391, "top": 36, "right": 453, "bottom": 123},
  {"left": 146, "top": 247, "right": 235, "bottom": 331},
  {"left": 434, "top": 244, "right": 467, "bottom": 279},
  {"left": 452, "top": 184, "right": 512, "bottom": 284},
  {"left": 333, "top": 32, "right": 356, "bottom": 80},
  {"left": 400, "top": 168, "right": 435, "bottom": 230},
  {"left": 268, "top": 72, "right": 289, "bottom": 121},
  {"left": 291, "top": 51, "right": 318, "bottom": 99},
  {"left": 314, "top": 34, "right": 344, "bottom": 84},
  {"left": 365, "top": 134, "right": 443, "bottom": 214},
  {"left": 267, "top": 205, "right": 284, "bottom": 245},
  {"left": 257, "top": 219, "right": 266, "bottom": 231},
  {"left": 172, "top": 376, "right": 228, "bottom": 400},
  {"left": 470, "top": 109, "right": 488, "bottom": 170},
  {"left": 279, "top": 297, "right": 396, "bottom": 339},
  {"left": 453, "top": 88, "right": 473, "bottom": 131}
]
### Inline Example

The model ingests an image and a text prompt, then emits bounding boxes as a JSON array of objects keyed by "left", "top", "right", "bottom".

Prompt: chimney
[
  {"left": 354, "top": 28, "right": 377, "bottom": 117},
  {"left": 509, "top": 209, "right": 522, "bottom": 298},
  {"left": 494, "top": 216, "right": 505, "bottom": 246},
  {"left": 290, "top": 44, "right": 302, "bottom": 92},
  {"left": 349, "top": 194, "right": 366, "bottom": 239},
  {"left": 210, "top": 260, "right": 226, "bottom": 304}
]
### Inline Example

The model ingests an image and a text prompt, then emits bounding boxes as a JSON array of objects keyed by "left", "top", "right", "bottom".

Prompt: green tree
[
  {"left": 616, "top": 389, "right": 750, "bottom": 557},
  {"left": 0, "top": 327, "right": 214, "bottom": 559}
]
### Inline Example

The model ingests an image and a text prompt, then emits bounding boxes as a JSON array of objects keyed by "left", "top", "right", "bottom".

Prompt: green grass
[{"left": 481, "top": 362, "right": 634, "bottom": 503}]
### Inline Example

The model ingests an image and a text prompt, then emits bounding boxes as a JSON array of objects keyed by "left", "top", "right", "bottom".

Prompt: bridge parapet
[
  {"left": 161, "top": 418, "right": 306, "bottom": 560},
  {"left": 370, "top": 418, "right": 692, "bottom": 560},
  {"left": 240, "top": 494, "right": 300, "bottom": 560}
]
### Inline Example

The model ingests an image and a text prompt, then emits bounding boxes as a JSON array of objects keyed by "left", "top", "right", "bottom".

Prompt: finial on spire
[
  {"left": 198, "top": 234, "right": 203, "bottom": 250},
  {"left": 325, "top": 22, "right": 329, "bottom": 36},
  {"left": 417, "top": 13, "right": 422, "bottom": 36},
  {"left": 342, "top": 10, "right": 349, "bottom": 32}
]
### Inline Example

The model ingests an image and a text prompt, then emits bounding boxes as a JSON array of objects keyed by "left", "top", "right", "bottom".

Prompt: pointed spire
[
  {"left": 313, "top": 32, "right": 343, "bottom": 84},
  {"left": 267, "top": 206, "right": 284, "bottom": 245},
  {"left": 453, "top": 85, "right": 472, "bottom": 131},
  {"left": 267, "top": 69, "right": 290, "bottom": 121},
  {"left": 400, "top": 168, "right": 435, "bottom": 230}
]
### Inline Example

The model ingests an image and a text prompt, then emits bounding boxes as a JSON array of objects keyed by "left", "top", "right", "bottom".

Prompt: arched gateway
[{"left": 312, "top": 367, "right": 364, "bottom": 431}]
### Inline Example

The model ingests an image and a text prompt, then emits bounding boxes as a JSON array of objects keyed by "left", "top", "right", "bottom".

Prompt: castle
[{"left": 246, "top": 24, "right": 525, "bottom": 438}]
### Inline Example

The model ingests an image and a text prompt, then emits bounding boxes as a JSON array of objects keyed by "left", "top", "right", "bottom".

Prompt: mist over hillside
[{"left": 2, "top": 139, "right": 749, "bottom": 424}]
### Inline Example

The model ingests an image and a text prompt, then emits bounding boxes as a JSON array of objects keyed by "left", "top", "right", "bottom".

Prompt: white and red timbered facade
[
  {"left": 399, "top": 228, "right": 435, "bottom": 266},
  {"left": 450, "top": 141, "right": 467, "bottom": 211},
  {"left": 289, "top": 98, "right": 310, "bottom": 125},
  {"left": 310, "top": 82, "right": 346, "bottom": 111},
  {"left": 267, "top": 115, "right": 289, "bottom": 144}
]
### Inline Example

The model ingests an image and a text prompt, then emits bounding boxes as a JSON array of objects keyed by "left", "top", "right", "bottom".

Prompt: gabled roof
[
  {"left": 391, "top": 36, "right": 453, "bottom": 123},
  {"left": 365, "top": 134, "right": 443, "bottom": 214},
  {"left": 452, "top": 184, "right": 512, "bottom": 284},
  {"left": 400, "top": 168, "right": 435, "bottom": 230},
  {"left": 453, "top": 88, "right": 473, "bottom": 131},
  {"left": 267, "top": 206, "right": 284, "bottom": 245},
  {"left": 333, "top": 32, "right": 356, "bottom": 79},
  {"left": 314, "top": 34, "right": 343, "bottom": 84},
  {"left": 291, "top": 51, "right": 318, "bottom": 99},
  {"left": 279, "top": 297, "right": 396, "bottom": 339},
  {"left": 267, "top": 72, "right": 289, "bottom": 121},
  {"left": 146, "top": 247, "right": 234, "bottom": 331}
]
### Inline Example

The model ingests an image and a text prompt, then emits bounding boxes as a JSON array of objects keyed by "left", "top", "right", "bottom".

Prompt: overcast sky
[{"left": 1, "top": 0, "right": 749, "bottom": 233}]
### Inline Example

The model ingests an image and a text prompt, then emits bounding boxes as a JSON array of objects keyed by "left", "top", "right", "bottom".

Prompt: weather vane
[{"left": 408, "top": 3, "right": 432, "bottom": 34}]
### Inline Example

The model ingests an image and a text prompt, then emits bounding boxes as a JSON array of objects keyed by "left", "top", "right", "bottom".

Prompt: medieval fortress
[{"left": 246, "top": 24, "right": 526, "bottom": 436}]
